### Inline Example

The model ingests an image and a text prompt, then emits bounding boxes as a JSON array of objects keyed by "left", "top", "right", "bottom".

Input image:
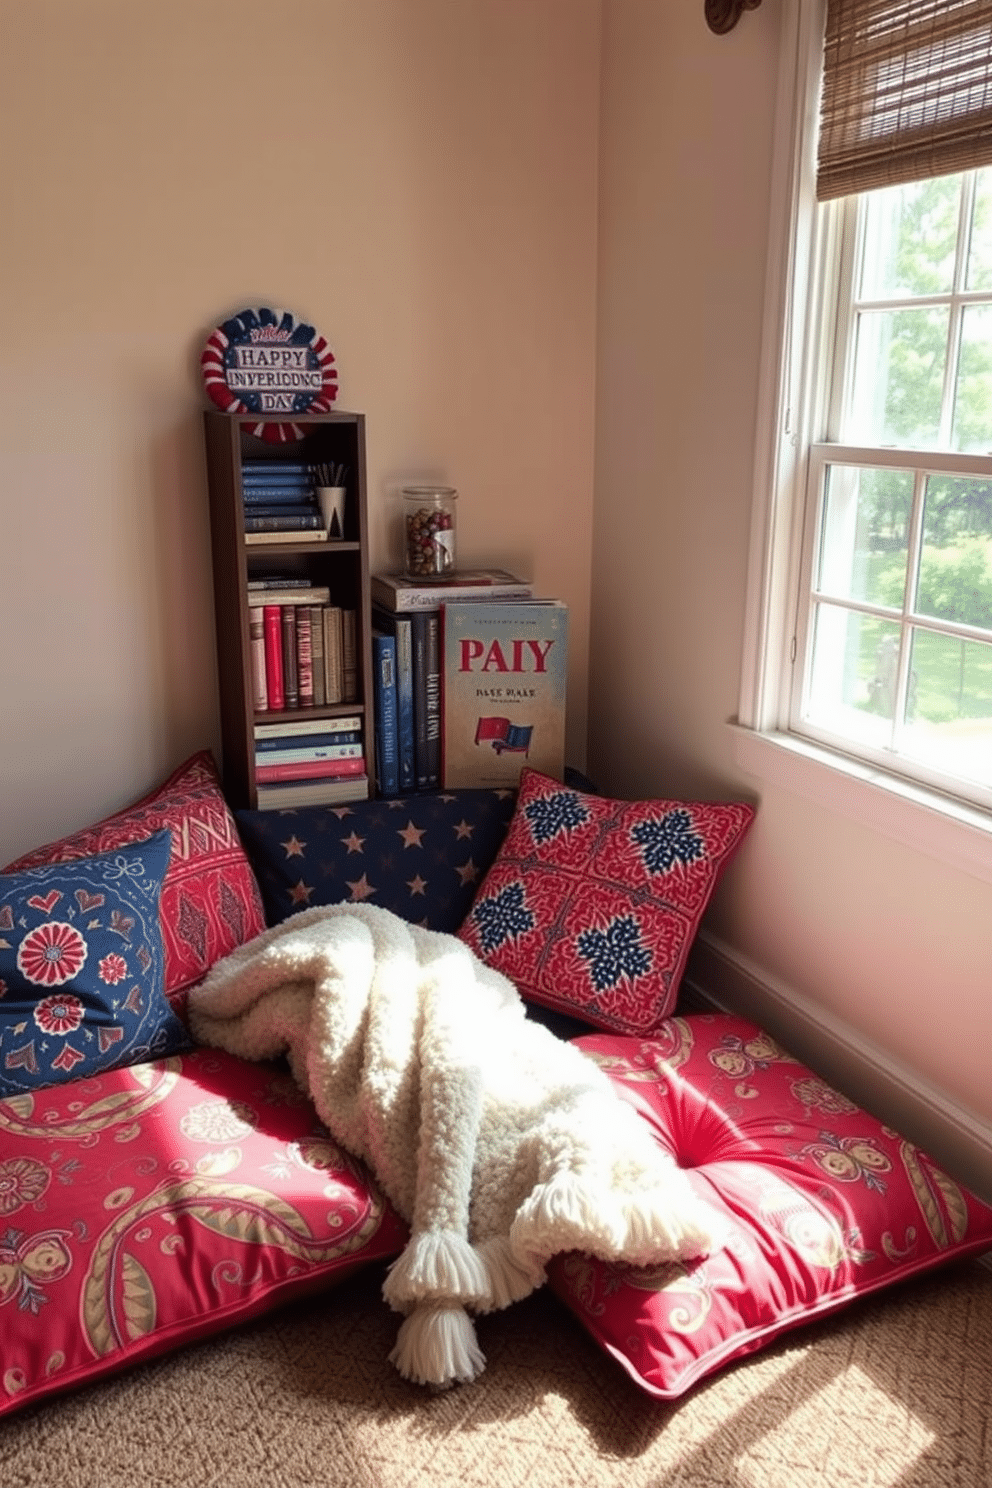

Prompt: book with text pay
[{"left": 440, "top": 599, "right": 568, "bottom": 789}]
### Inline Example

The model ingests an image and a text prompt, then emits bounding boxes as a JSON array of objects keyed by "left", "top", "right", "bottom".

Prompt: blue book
[
  {"left": 242, "top": 473, "right": 314, "bottom": 494},
  {"left": 241, "top": 502, "right": 320, "bottom": 518},
  {"left": 242, "top": 487, "right": 316, "bottom": 505},
  {"left": 255, "top": 730, "right": 362, "bottom": 752},
  {"left": 242, "top": 462, "right": 313, "bottom": 478},
  {"left": 372, "top": 631, "right": 400, "bottom": 797},
  {"left": 242, "top": 465, "right": 312, "bottom": 477},
  {"left": 372, "top": 607, "right": 415, "bottom": 792},
  {"left": 240, "top": 479, "right": 312, "bottom": 491},
  {"left": 242, "top": 511, "right": 324, "bottom": 532}
]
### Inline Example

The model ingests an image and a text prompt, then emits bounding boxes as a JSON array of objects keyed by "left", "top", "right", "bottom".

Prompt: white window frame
[{"left": 734, "top": 0, "right": 992, "bottom": 885}]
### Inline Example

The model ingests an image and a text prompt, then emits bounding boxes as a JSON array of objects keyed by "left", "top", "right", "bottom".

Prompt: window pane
[
  {"left": 916, "top": 476, "right": 992, "bottom": 629},
  {"left": 806, "top": 603, "right": 900, "bottom": 748},
  {"left": 818, "top": 465, "right": 911, "bottom": 607},
  {"left": 861, "top": 177, "right": 959, "bottom": 300},
  {"left": 847, "top": 308, "right": 948, "bottom": 446},
  {"left": 966, "top": 167, "right": 992, "bottom": 291},
  {"left": 901, "top": 629, "right": 992, "bottom": 787},
  {"left": 951, "top": 304, "right": 992, "bottom": 452}
]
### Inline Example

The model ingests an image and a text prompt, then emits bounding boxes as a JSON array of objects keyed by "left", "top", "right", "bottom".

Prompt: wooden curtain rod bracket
[{"left": 705, "top": 0, "right": 762, "bottom": 34}]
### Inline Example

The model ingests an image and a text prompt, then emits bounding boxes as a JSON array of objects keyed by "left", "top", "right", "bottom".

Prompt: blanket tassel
[
  {"left": 388, "top": 1303, "right": 486, "bottom": 1389},
  {"left": 382, "top": 1229, "right": 490, "bottom": 1311},
  {"left": 474, "top": 1235, "right": 543, "bottom": 1311}
]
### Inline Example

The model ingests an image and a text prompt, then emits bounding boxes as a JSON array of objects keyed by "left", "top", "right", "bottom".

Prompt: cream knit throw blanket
[{"left": 186, "top": 903, "right": 719, "bottom": 1389}]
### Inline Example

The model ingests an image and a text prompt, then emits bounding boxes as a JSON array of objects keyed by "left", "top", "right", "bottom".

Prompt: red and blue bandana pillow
[
  {"left": 0, "top": 830, "right": 191, "bottom": 1097},
  {"left": 458, "top": 769, "right": 754, "bottom": 1036},
  {"left": 3, "top": 752, "right": 267, "bottom": 1017}
]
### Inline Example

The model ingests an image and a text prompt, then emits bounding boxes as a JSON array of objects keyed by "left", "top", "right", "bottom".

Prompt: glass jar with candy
[{"left": 402, "top": 486, "right": 458, "bottom": 579}]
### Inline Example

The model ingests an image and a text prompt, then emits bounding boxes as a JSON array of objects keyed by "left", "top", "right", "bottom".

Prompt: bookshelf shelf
[{"left": 202, "top": 409, "right": 374, "bottom": 811}]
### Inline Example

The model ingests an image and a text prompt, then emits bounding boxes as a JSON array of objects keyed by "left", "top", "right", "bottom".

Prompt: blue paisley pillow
[{"left": 0, "top": 829, "right": 191, "bottom": 1095}]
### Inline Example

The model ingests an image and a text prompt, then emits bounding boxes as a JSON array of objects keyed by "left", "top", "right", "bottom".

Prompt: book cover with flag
[{"left": 440, "top": 599, "right": 568, "bottom": 789}]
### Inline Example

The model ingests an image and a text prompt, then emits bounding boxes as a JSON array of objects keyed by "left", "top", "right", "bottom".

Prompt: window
[
  {"left": 798, "top": 171, "right": 992, "bottom": 803},
  {"left": 741, "top": 1, "right": 992, "bottom": 827}
]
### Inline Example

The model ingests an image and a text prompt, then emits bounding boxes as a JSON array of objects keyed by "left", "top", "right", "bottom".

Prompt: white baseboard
[{"left": 684, "top": 930, "right": 992, "bottom": 1208}]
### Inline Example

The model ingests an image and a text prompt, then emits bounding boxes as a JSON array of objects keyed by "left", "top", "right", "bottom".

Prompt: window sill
[{"left": 729, "top": 723, "right": 992, "bottom": 886}]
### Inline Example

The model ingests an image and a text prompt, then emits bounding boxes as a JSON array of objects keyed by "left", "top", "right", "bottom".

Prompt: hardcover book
[
  {"left": 255, "top": 775, "right": 371, "bottom": 811},
  {"left": 245, "top": 529, "right": 335, "bottom": 547},
  {"left": 254, "top": 714, "right": 362, "bottom": 741},
  {"left": 412, "top": 610, "right": 441, "bottom": 790},
  {"left": 370, "top": 569, "right": 532, "bottom": 612},
  {"left": 309, "top": 604, "right": 326, "bottom": 707},
  {"left": 323, "top": 607, "right": 343, "bottom": 704},
  {"left": 372, "top": 631, "right": 400, "bottom": 798},
  {"left": 242, "top": 475, "right": 314, "bottom": 490},
  {"left": 262, "top": 605, "right": 285, "bottom": 711},
  {"left": 242, "top": 494, "right": 316, "bottom": 511},
  {"left": 280, "top": 605, "right": 299, "bottom": 710},
  {"left": 249, "top": 607, "right": 268, "bottom": 712},
  {"left": 242, "top": 510, "right": 324, "bottom": 532},
  {"left": 246, "top": 587, "right": 331, "bottom": 608},
  {"left": 371, "top": 607, "right": 415, "bottom": 792},
  {"left": 254, "top": 739, "right": 363, "bottom": 766},
  {"left": 247, "top": 575, "right": 316, "bottom": 591},
  {"left": 342, "top": 609, "right": 358, "bottom": 704},
  {"left": 440, "top": 600, "right": 568, "bottom": 789},
  {"left": 295, "top": 606, "right": 314, "bottom": 707},
  {"left": 242, "top": 461, "right": 313, "bottom": 478},
  {"left": 255, "top": 755, "right": 367, "bottom": 783}
]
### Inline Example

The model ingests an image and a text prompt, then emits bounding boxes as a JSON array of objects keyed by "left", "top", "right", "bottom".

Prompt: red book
[
  {"left": 263, "top": 606, "right": 284, "bottom": 711},
  {"left": 254, "top": 756, "right": 367, "bottom": 783}
]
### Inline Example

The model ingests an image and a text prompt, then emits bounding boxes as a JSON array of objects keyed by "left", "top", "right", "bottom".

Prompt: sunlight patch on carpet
[{"left": 735, "top": 1363, "right": 936, "bottom": 1486}]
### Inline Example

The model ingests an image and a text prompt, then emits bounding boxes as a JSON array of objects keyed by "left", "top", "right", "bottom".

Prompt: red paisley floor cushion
[
  {"left": 549, "top": 1013, "right": 992, "bottom": 1399},
  {"left": 0, "top": 1048, "right": 408, "bottom": 1418}
]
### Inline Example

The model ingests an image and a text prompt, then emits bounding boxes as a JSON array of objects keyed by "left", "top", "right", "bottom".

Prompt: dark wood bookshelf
[{"left": 202, "top": 409, "right": 374, "bottom": 810}]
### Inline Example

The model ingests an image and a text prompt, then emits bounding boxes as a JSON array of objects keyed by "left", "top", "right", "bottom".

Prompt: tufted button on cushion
[{"left": 548, "top": 1013, "right": 992, "bottom": 1399}]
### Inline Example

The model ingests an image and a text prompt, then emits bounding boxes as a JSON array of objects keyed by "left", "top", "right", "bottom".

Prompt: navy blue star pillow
[
  {"left": 458, "top": 768, "right": 755, "bottom": 1037},
  {"left": 0, "top": 829, "right": 192, "bottom": 1096},
  {"left": 235, "top": 790, "right": 518, "bottom": 933}
]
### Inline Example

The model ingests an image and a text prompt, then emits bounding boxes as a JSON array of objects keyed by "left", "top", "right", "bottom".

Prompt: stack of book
[
  {"left": 247, "top": 579, "right": 357, "bottom": 713},
  {"left": 253, "top": 716, "right": 369, "bottom": 810},
  {"left": 242, "top": 460, "right": 325, "bottom": 543},
  {"left": 369, "top": 569, "right": 569, "bottom": 795}
]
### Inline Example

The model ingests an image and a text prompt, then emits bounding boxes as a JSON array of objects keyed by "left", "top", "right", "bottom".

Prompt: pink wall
[
  {"left": 0, "top": 0, "right": 599, "bottom": 862},
  {"left": 591, "top": 0, "right": 992, "bottom": 1133}
]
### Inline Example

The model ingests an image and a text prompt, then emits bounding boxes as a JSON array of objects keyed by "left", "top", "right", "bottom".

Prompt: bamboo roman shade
[{"left": 817, "top": 0, "right": 992, "bottom": 200}]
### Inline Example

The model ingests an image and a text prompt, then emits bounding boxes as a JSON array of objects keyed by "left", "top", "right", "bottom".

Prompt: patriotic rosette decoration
[{"left": 200, "top": 306, "right": 338, "bottom": 443}]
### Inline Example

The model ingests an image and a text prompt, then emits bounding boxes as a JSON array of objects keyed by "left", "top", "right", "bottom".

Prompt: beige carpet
[{"left": 3, "top": 1258, "right": 991, "bottom": 1488}]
